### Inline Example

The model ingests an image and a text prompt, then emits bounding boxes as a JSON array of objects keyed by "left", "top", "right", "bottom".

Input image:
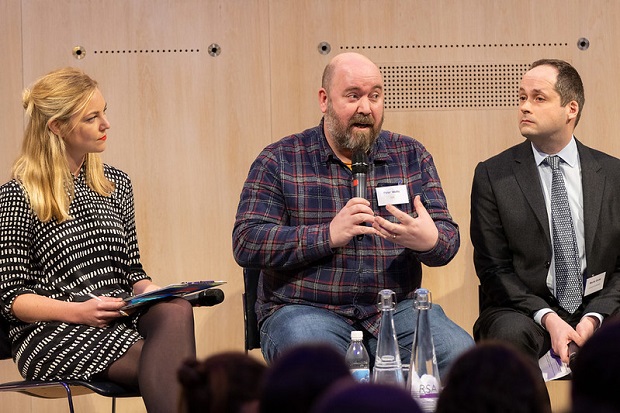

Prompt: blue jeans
[{"left": 260, "top": 299, "right": 474, "bottom": 379}]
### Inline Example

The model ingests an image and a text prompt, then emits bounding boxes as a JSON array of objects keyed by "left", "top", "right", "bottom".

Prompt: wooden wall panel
[
  {"left": 0, "top": 2, "right": 32, "bottom": 411},
  {"left": 2, "top": 0, "right": 620, "bottom": 411},
  {"left": 0, "top": 0, "right": 23, "bottom": 180}
]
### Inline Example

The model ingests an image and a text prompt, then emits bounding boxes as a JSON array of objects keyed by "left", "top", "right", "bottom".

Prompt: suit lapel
[
  {"left": 512, "top": 141, "right": 552, "bottom": 245},
  {"left": 577, "top": 140, "right": 604, "bottom": 261}
]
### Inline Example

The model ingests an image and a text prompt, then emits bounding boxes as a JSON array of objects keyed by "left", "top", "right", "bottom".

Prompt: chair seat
[{"left": 0, "top": 379, "right": 139, "bottom": 399}]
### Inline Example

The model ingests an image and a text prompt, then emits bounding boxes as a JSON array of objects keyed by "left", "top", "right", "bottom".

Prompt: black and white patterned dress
[{"left": 0, "top": 164, "right": 150, "bottom": 380}]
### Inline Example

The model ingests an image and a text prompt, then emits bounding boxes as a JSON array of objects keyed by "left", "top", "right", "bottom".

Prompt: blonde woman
[{"left": 0, "top": 67, "right": 195, "bottom": 413}]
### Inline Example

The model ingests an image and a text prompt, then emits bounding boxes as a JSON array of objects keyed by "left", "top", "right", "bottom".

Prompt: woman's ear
[{"left": 48, "top": 119, "right": 62, "bottom": 136}]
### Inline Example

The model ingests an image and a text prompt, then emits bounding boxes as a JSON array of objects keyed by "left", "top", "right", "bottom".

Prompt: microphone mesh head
[{"left": 351, "top": 151, "right": 368, "bottom": 174}]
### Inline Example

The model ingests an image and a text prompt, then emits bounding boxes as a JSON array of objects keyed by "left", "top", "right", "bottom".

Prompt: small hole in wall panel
[
  {"left": 93, "top": 49, "right": 200, "bottom": 54},
  {"left": 341, "top": 42, "right": 569, "bottom": 50}
]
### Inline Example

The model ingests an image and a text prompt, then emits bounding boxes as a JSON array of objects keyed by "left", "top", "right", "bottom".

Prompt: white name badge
[
  {"left": 375, "top": 185, "right": 410, "bottom": 206},
  {"left": 584, "top": 272, "right": 605, "bottom": 296}
]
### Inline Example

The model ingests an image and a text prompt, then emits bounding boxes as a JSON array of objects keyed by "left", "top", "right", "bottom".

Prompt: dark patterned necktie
[{"left": 546, "top": 155, "right": 582, "bottom": 313}]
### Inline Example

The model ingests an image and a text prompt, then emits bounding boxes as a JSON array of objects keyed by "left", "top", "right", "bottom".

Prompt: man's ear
[
  {"left": 567, "top": 100, "right": 579, "bottom": 122},
  {"left": 318, "top": 88, "right": 328, "bottom": 114}
]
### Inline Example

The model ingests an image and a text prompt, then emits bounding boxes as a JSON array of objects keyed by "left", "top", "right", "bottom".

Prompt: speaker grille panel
[{"left": 379, "top": 63, "right": 531, "bottom": 110}]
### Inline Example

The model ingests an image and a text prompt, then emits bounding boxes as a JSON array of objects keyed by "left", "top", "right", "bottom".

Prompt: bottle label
[
  {"left": 409, "top": 373, "right": 440, "bottom": 412},
  {"left": 350, "top": 368, "right": 370, "bottom": 383}
]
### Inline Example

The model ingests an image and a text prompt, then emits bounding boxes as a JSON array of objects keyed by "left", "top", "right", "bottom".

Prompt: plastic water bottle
[
  {"left": 407, "top": 288, "right": 441, "bottom": 412},
  {"left": 372, "top": 289, "right": 405, "bottom": 386},
  {"left": 345, "top": 330, "right": 370, "bottom": 382}
]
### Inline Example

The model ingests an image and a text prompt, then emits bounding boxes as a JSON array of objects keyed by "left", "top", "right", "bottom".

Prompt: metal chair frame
[{"left": 0, "top": 376, "right": 138, "bottom": 413}]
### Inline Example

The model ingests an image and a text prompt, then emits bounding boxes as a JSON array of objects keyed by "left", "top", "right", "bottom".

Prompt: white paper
[{"left": 538, "top": 349, "right": 571, "bottom": 381}]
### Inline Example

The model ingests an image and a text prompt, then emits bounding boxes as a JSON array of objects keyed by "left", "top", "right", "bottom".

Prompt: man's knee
[
  {"left": 260, "top": 305, "right": 349, "bottom": 362},
  {"left": 475, "top": 310, "right": 545, "bottom": 362}
]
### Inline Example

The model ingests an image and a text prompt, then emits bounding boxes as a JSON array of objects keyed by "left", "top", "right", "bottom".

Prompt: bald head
[
  {"left": 319, "top": 52, "right": 385, "bottom": 157},
  {"left": 321, "top": 53, "right": 383, "bottom": 93}
]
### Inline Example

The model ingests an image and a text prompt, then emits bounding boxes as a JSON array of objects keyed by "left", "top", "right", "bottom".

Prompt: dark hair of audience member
[
  {"left": 311, "top": 379, "right": 423, "bottom": 413},
  {"left": 435, "top": 341, "right": 551, "bottom": 413},
  {"left": 259, "top": 343, "right": 354, "bottom": 413},
  {"left": 177, "top": 351, "right": 267, "bottom": 413},
  {"left": 571, "top": 317, "right": 620, "bottom": 413}
]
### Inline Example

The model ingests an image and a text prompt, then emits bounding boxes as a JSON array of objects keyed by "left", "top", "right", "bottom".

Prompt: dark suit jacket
[{"left": 471, "top": 139, "right": 620, "bottom": 321}]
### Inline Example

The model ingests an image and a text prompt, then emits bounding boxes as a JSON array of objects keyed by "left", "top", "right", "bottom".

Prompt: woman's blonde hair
[{"left": 13, "top": 67, "right": 114, "bottom": 223}]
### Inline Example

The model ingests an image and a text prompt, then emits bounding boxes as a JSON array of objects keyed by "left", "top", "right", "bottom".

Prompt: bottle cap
[
  {"left": 414, "top": 288, "right": 432, "bottom": 310},
  {"left": 351, "top": 330, "right": 363, "bottom": 341},
  {"left": 377, "top": 289, "right": 396, "bottom": 310}
]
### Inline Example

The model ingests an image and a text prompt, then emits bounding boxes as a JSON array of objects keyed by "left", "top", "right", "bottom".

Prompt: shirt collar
[{"left": 531, "top": 136, "right": 579, "bottom": 168}]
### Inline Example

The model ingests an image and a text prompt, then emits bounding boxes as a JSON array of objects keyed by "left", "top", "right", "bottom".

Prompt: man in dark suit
[{"left": 470, "top": 59, "right": 620, "bottom": 365}]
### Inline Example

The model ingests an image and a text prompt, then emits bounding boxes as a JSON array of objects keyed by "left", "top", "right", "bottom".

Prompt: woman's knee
[
  {"left": 139, "top": 298, "right": 194, "bottom": 332},
  {"left": 157, "top": 297, "right": 193, "bottom": 316}
]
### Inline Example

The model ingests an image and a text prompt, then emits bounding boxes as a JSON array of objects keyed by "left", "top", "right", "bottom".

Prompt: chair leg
[
  {"left": 112, "top": 396, "right": 117, "bottom": 413},
  {"left": 59, "top": 382, "right": 75, "bottom": 413}
]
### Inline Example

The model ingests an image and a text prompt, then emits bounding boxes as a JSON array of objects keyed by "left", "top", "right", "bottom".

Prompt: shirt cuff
[
  {"left": 534, "top": 309, "right": 603, "bottom": 331},
  {"left": 534, "top": 308, "right": 555, "bottom": 328}
]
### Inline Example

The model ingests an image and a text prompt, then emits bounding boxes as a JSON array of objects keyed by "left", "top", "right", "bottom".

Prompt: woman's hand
[
  {"left": 78, "top": 296, "right": 127, "bottom": 328},
  {"left": 12, "top": 293, "right": 126, "bottom": 327}
]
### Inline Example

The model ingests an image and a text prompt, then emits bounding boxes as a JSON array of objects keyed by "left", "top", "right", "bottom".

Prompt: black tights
[{"left": 96, "top": 298, "right": 196, "bottom": 413}]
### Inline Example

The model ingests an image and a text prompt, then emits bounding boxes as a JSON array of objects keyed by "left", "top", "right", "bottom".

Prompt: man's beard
[{"left": 324, "top": 101, "right": 383, "bottom": 154}]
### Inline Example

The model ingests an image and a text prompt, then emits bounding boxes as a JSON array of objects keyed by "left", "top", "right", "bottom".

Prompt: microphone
[
  {"left": 568, "top": 341, "right": 579, "bottom": 369},
  {"left": 352, "top": 150, "right": 368, "bottom": 199},
  {"left": 185, "top": 288, "right": 225, "bottom": 307},
  {"left": 352, "top": 150, "right": 369, "bottom": 241}
]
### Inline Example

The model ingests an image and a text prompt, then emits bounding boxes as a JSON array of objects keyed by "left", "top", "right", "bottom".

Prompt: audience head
[
  {"left": 259, "top": 343, "right": 353, "bottom": 413},
  {"left": 311, "top": 380, "right": 422, "bottom": 413},
  {"left": 435, "top": 341, "right": 551, "bottom": 413},
  {"left": 177, "top": 351, "right": 267, "bottom": 413},
  {"left": 571, "top": 317, "right": 620, "bottom": 413}
]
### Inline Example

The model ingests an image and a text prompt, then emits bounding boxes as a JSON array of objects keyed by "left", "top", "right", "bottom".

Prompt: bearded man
[{"left": 233, "top": 52, "right": 473, "bottom": 378}]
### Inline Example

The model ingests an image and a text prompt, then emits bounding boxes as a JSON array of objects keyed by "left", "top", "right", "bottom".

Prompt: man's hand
[
  {"left": 328, "top": 198, "right": 377, "bottom": 248},
  {"left": 373, "top": 195, "right": 439, "bottom": 251},
  {"left": 575, "top": 315, "right": 598, "bottom": 342},
  {"left": 543, "top": 312, "right": 584, "bottom": 364}
]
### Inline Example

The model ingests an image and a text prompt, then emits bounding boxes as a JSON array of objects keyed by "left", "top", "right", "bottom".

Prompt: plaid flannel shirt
[{"left": 233, "top": 119, "right": 459, "bottom": 335}]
